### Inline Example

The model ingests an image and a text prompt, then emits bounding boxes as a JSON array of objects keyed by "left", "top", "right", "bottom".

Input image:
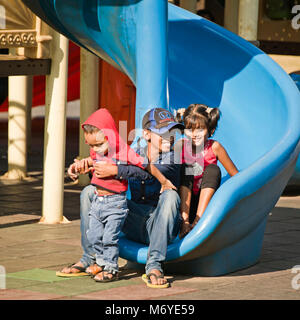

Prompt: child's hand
[
  {"left": 191, "top": 216, "right": 201, "bottom": 229},
  {"left": 74, "top": 158, "right": 92, "bottom": 174},
  {"left": 160, "top": 179, "right": 177, "bottom": 193},
  {"left": 94, "top": 161, "right": 118, "bottom": 178},
  {"left": 179, "top": 221, "right": 192, "bottom": 239},
  {"left": 67, "top": 163, "right": 79, "bottom": 181}
]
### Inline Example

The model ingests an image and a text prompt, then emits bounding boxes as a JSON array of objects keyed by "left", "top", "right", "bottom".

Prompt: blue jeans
[
  {"left": 86, "top": 192, "right": 128, "bottom": 273},
  {"left": 79, "top": 186, "right": 181, "bottom": 274},
  {"left": 79, "top": 185, "right": 96, "bottom": 268},
  {"left": 122, "top": 189, "right": 181, "bottom": 275}
]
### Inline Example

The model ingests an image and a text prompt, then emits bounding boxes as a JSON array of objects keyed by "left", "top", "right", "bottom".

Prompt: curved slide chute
[{"left": 21, "top": 0, "right": 300, "bottom": 276}]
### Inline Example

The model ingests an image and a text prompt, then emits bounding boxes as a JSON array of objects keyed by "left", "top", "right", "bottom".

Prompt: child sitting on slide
[{"left": 176, "top": 104, "right": 238, "bottom": 238}]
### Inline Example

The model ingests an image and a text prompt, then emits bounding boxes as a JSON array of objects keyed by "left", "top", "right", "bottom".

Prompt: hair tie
[
  {"left": 177, "top": 108, "right": 186, "bottom": 116},
  {"left": 176, "top": 108, "right": 186, "bottom": 123}
]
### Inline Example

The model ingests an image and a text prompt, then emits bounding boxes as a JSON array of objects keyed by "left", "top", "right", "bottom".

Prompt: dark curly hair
[{"left": 176, "top": 104, "right": 220, "bottom": 137}]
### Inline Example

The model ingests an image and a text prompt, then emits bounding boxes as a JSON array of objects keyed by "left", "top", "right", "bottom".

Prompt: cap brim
[{"left": 148, "top": 122, "right": 184, "bottom": 135}]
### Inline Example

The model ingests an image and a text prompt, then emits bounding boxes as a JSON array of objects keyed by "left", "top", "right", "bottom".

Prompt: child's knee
[
  {"left": 160, "top": 189, "right": 180, "bottom": 206},
  {"left": 201, "top": 164, "right": 221, "bottom": 189}
]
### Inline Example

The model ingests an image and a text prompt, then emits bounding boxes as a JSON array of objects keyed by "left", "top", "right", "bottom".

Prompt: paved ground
[{"left": 0, "top": 119, "right": 300, "bottom": 301}]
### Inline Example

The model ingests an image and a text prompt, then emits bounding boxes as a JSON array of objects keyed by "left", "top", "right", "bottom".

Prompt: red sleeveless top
[{"left": 182, "top": 139, "right": 217, "bottom": 195}]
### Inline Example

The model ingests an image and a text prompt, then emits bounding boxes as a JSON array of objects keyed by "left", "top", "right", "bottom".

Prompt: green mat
[{"left": 7, "top": 268, "right": 70, "bottom": 283}]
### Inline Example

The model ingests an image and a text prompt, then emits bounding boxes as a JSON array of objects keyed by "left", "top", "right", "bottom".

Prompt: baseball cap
[{"left": 142, "top": 108, "right": 184, "bottom": 135}]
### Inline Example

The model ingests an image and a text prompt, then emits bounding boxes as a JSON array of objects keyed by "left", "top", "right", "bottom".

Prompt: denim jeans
[
  {"left": 79, "top": 185, "right": 96, "bottom": 268},
  {"left": 122, "top": 189, "right": 181, "bottom": 275},
  {"left": 86, "top": 192, "right": 128, "bottom": 273},
  {"left": 79, "top": 186, "right": 181, "bottom": 275}
]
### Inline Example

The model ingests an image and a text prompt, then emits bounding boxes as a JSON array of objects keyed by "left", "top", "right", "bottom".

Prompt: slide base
[
  {"left": 165, "top": 218, "right": 267, "bottom": 276},
  {"left": 125, "top": 217, "right": 267, "bottom": 277}
]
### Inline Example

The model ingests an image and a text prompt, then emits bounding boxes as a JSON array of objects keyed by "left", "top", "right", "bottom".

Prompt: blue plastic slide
[{"left": 22, "top": 0, "right": 300, "bottom": 276}]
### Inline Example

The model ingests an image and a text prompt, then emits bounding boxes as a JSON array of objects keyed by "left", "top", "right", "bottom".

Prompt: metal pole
[
  {"left": 78, "top": 48, "right": 99, "bottom": 186},
  {"left": 40, "top": 30, "right": 69, "bottom": 224}
]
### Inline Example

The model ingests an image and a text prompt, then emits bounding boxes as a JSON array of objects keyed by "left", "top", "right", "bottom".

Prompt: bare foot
[
  {"left": 86, "top": 264, "right": 103, "bottom": 276},
  {"left": 94, "top": 271, "right": 118, "bottom": 282},
  {"left": 60, "top": 261, "right": 85, "bottom": 274}
]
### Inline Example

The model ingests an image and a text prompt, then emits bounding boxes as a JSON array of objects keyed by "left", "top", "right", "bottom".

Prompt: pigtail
[
  {"left": 207, "top": 108, "right": 220, "bottom": 136},
  {"left": 175, "top": 108, "right": 186, "bottom": 124}
]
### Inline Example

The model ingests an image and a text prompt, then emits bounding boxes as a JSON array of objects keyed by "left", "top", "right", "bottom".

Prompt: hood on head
[{"left": 82, "top": 108, "right": 144, "bottom": 167}]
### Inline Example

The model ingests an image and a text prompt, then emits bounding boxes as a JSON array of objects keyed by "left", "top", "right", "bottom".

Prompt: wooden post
[
  {"left": 179, "top": 0, "right": 198, "bottom": 13},
  {"left": 224, "top": 0, "right": 239, "bottom": 34}
]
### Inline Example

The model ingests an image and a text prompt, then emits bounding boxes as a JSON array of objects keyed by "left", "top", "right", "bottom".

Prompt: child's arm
[
  {"left": 146, "top": 164, "right": 177, "bottom": 193},
  {"left": 212, "top": 141, "right": 238, "bottom": 176},
  {"left": 179, "top": 185, "right": 192, "bottom": 238},
  {"left": 125, "top": 144, "right": 177, "bottom": 192}
]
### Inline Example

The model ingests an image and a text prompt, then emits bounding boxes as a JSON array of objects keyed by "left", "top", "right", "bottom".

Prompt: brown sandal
[{"left": 94, "top": 271, "right": 119, "bottom": 282}]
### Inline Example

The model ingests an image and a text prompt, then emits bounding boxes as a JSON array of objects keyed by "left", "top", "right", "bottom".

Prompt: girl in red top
[{"left": 177, "top": 104, "right": 238, "bottom": 238}]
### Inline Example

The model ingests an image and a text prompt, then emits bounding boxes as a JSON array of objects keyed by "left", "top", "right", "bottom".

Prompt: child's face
[
  {"left": 185, "top": 127, "right": 208, "bottom": 147},
  {"left": 143, "top": 129, "right": 175, "bottom": 153},
  {"left": 84, "top": 130, "right": 109, "bottom": 155}
]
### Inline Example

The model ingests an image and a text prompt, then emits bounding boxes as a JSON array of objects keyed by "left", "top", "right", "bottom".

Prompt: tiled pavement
[
  {"left": 0, "top": 119, "right": 300, "bottom": 301},
  {"left": 0, "top": 174, "right": 300, "bottom": 301}
]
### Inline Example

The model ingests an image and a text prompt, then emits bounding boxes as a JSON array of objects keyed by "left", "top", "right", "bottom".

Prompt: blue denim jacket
[{"left": 116, "top": 146, "right": 182, "bottom": 207}]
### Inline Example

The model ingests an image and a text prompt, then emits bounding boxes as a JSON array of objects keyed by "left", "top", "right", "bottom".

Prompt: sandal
[
  {"left": 94, "top": 271, "right": 119, "bottom": 283},
  {"left": 142, "top": 272, "right": 170, "bottom": 289},
  {"left": 86, "top": 264, "right": 103, "bottom": 277},
  {"left": 56, "top": 263, "right": 89, "bottom": 277}
]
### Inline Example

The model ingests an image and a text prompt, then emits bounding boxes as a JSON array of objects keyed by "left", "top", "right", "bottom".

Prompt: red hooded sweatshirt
[{"left": 82, "top": 108, "right": 146, "bottom": 193}]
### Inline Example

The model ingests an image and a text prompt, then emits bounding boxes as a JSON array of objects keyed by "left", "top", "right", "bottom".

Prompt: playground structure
[
  {"left": 1, "top": 0, "right": 300, "bottom": 276},
  {"left": 0, "top": 0, "right": 51, "bottom": 181},
  {"left": 1, "top": 0, "right": 300, "bottom": 182}
]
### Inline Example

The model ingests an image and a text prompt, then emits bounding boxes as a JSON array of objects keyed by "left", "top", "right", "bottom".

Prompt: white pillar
[
  {"left": 180, "top": 0, "right": 198, "bottom": 13},
  {"left": 78, "top": 48, "right": 99, "bottom": 186},
  {"left": 225, "top": 0, "right": 259, "bottom": 41},
  {"left": 3, "top": 75, "right": 32, "bottom": 180},
  {"left": 238, "top": 0, "right": 259, "bottom": 41},
  {"left": 40, "top": 30, "right": 69, "bottom": 224}
]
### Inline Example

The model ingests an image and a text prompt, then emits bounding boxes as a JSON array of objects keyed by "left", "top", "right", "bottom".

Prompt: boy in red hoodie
[{"left": 68, "top": 108, "right": 174, "bottom": 282}]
